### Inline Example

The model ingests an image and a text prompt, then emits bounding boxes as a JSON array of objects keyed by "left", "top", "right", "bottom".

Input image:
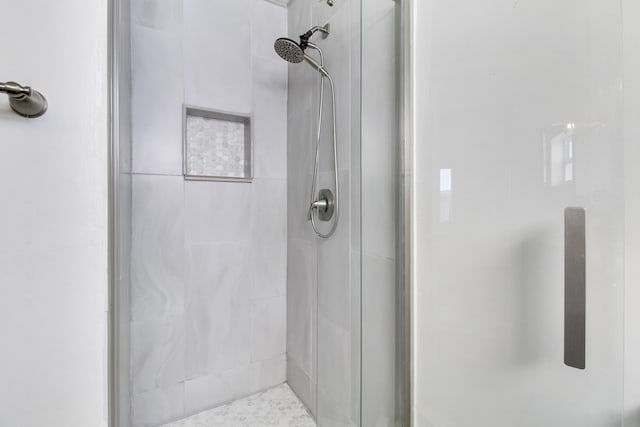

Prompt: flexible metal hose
[{"left": 308, "top": 51, "right": 339, "bottom": 238}]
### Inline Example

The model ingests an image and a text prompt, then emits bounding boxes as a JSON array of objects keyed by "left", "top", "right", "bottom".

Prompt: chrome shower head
[
  {"left": 274, "top": 26, "right": 332, "bottom": 78},
  {"left": 274, "top": 38, "right": 305, "bottom": 64}
]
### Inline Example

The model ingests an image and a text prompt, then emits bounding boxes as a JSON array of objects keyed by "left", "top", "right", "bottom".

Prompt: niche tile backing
[{"left": 183, "top": 105, "right": 253, "bottom": 182}]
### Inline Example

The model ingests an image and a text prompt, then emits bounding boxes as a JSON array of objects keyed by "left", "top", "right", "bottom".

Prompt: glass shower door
[
  {"left": 313, "top": 0, "right": 362, "bottom": 426},
  {"left": 413, "top": 1, "right": 625, "bottom": 426},
  {"left": 314, "top": 0, "right": 407, "bottom": 425}
]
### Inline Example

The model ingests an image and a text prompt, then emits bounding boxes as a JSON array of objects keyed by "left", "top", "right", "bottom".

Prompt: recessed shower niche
[{"left": 183, "top": 105, "right": 253, "bottom": 182}]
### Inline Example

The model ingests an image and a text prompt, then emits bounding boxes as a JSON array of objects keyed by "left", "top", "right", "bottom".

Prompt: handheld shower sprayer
[
  {"left": 274, "top": 24, "right": 330, "bottom": 75},
  {"left": 273, "top": 24, "right": 340, "bottom": 239}
]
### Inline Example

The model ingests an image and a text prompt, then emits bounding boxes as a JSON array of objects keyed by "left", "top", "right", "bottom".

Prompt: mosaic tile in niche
[{"left": 186, "top": 115, "right": 249, "bottom": 178}]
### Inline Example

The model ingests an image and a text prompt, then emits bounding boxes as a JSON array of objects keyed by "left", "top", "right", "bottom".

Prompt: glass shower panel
[
  {"left": 413, "top": 1, "right": 624, "bottom": 426},
  {"left": 361, "top": 0, "right": 405, "bottom": 426},
  {"left": 314, "top": 0, "right": 362, "bottom": 426}
]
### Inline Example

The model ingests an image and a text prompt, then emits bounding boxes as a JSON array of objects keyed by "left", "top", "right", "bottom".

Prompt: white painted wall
[{"left": 0, "top": 1, "right": 109, "bottom": 427}]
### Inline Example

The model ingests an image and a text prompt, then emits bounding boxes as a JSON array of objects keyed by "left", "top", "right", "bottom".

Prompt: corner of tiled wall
[{"left": 286, "top": 1, "right": 363, "bottom": 425}]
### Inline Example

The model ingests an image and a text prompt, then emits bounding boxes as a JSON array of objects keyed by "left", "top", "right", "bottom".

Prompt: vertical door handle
[{"left": 564, "top": 207, "right": 586, "bottom": 370}]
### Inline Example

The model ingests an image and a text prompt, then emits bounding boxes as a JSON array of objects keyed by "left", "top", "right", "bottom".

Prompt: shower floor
[{"left": 162, "top": 383, "right": 315, "bottom": 427}]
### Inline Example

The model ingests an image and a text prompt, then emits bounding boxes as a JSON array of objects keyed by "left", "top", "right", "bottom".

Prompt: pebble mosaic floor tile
[{"left": 162, "top": 383, "right": 315, "bottom": 427}]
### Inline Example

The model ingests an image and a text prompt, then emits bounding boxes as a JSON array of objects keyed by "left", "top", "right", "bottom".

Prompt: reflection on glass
[
  {"left": 440, "top": 168, "right": 452, "bottom": 222},
  {"left": 544, "top": 124, "right": 574, "bottom": 187}
]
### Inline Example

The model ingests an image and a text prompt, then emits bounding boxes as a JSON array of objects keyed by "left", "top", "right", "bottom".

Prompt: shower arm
[
  {"left": 306, "top": 26, "right": 330, "bottom": 37},
  {"left": 299, "top": 24, "right": 330, "bottom": 49}
]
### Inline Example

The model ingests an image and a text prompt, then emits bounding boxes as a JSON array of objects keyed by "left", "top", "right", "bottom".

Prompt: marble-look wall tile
[
  {"left": 286, "top": 105, "right": 314, "bottom": 241},
  {"left": 251, "top": 0, "right": 288, "bottom": 61},
  {"left": 287, "top": 0, "right": 312, "bottom": 39},
  {"left": 316, "top": 169, "right": 351, "bottom": 331},
  {"left": 184, "top": 180, "right": 252, "bottom": 244},
  {"left": 183, "top": 0, "right": 252, "bottom": 113},
  {"left": 132, "top": 0, "right": 182, "bottom": 31},
  {"left": 183, "top": 366, "right": 251, "bottom": 416},
  {"left": 250, "top": 296, "right": 287, "bottom": 362},
  {"left": 286, "top": 0, "right": 316, "bottom": 414},
  {"left": 185, "top": 242, "right": 252, "bottom": 379},
  {"left": 131, "top": 18, "right": 184, "bottom": 175},
  {"left": 362, "top": 0, "right": 395, "bottom": 30},
  {"left": 311, "top": 0, "right": 349, "bottom": 27},
  {"left": 287, "top": 0, "right": 362, "bottom": 422},
  {"left": 250, "top": 354, "right": 287, "bottom": 394},
  {"left": 360, "top": 3, "right": 398, "bottom": 426},
  {"left": 286, "top": 238, "right": 315, "bottom": 376},
  {"left": 130, "top": 0, "right": 289, "bottom": 421},
  {"left": 361, "top": 254, "right": 396, "bottom": 427},
  {"left": 349, "top": 250, "right": 362, "bottom": 425},
  {"left": 251, "top": 179, "right": 287, "bottom": 300},
  {"left": 253, "top": 57, "right": 288, "bottom": 180},
  {"left": 131, "top": 175, "right": 185, "bottom": 321},
  {"left": 287, "top": 57, "right": 315, "bottom": 113},
  {"left": 317, "top": 387, "right": 354, "bottom": 427},
  {"left": 317, "top": 232, "right": 351, "bottom": 331},
  {"left": 132, "top": 382, "right": 184, "bottom": 427},
  {"left": 362, "top": 7, "right": 398, "bottom": 260},
  {"left": 131, "top": 316, "right": 186, "bottom": 395},
  {"left": 317, "top": 314, "right": 351, "bottom": 409},
  {"left": 313, "top": 3, "right": 352, "bottom": 174},
  {"left": 287, "top": 355, "right": 316, "bottom": 416},
  {"left": 287, "top": 171, "right": 315, "bottom": 242}
]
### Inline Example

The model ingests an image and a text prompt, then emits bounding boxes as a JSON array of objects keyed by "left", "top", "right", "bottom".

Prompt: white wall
[
  {"left": 0, "top": 1, "right": 109, "bottom": 427},
  {"left": 413, "top": 1, "right": 625, "bottom": 426},
  {"left": 129, "top": 0, "right": 288, "bottom": 425}
]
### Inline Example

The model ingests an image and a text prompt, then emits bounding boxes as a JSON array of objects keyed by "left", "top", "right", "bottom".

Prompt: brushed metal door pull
[{"left": 564, "top": 207, "right": 586, "bottom": 370}]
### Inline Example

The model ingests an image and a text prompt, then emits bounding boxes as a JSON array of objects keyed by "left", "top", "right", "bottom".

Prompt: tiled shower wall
[
  {"left": 286, "top": 0, "right": 362, "bottom": 424},
  {"left": 285, "top": 0, "right": 318, "bottom": 414},
  {"left": 129, "top": 0, "right": 287, "bottom": 425}
]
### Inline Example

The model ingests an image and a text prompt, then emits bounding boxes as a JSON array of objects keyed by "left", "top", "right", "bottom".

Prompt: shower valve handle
[
  {"left": 308, "top": 199, "right": 329, "bottom": 220},
  {"left": 308, "top": 189, "right": 335, "bottom": 222}
]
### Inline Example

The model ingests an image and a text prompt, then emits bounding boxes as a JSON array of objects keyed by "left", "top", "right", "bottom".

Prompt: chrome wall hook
[{"left": 0, "top": 81, "right": 48, "bottom": 118}]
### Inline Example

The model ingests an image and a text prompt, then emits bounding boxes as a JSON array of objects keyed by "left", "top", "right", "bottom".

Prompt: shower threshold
[{"left": 162, "top": 383, "right": 315, "bottom": 427}]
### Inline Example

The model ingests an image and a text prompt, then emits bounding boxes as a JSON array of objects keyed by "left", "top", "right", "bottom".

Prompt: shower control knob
[{"left": 308, "top": 189, "right": 335, "bottom": 222}]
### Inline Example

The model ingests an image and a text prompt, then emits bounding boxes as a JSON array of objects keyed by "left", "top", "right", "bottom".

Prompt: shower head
[
  {"left": 274, "top": 26, "right": 331, "bottom": 78},
  {"left": 274, "top": 38, "right": 305, "bottom": 64}
]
